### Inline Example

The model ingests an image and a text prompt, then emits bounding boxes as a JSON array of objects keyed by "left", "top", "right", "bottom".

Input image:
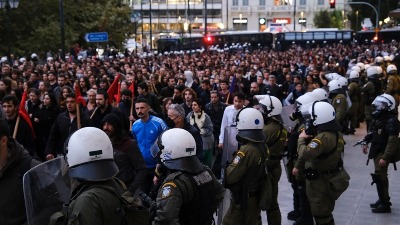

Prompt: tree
[
  {"left": 0, "top": 0, "right": 131, "bottom": 57},
  {"left": 314, "top": 10, "right": 336, "bottom": 28}
]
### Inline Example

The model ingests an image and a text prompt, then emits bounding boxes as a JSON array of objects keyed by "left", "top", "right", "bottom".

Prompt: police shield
[
  {"left": 23, "top": 157, "right": 71, "bottom": 225},
  {"left": 281, "top": 104, "right": 296, "bottom": 131}
]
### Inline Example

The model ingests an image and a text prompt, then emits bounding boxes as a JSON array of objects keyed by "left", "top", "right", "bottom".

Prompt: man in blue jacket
[{"left": 131, "top": 98, "right": 167, "bottom": 194}]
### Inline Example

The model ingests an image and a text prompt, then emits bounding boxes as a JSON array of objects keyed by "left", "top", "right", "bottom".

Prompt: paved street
[{"left": 275, "top": 122, "right": 400, "bottom": 225}]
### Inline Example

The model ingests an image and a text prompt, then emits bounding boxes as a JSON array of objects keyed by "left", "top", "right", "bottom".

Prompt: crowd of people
[{"left": 1, "top": 39, "right": 400, "bottom": 225}]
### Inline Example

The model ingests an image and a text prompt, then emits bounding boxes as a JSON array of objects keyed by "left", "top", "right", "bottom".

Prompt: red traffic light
[
  {"left": 329, "top": 0, "right": 335, "bottom": 8},
  {"left": 204, "top": 36, "right": 214, "bottom": 44}
]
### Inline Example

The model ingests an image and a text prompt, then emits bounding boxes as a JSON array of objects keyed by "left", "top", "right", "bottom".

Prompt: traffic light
[
  {"left": 329, "top": 0, "right": 335, "bottom": 9},
  {"left": 204, "top": 35, "right": 214, "bottom": 45}
]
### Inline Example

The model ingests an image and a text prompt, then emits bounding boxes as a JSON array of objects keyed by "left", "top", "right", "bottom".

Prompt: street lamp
[{"left": 0, "top": 0, "right": 19, "bottom": 59}]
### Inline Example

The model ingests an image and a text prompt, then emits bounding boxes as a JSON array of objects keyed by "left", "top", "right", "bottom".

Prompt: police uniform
[
  {"left": 363, "top": 112, "right": 399, "bottom": 212},
  {"left": 361, "top": 81, "right": 376, "bottom": 130},
  {"left": 67, "top": 179, "right": 125, "bottom": 225},
  {"left": 263, "top": 117, "right": 287, "bottom": 225},
  {"left": 154, "top": 166, "right": 225, "bottom": 225},
  {"left": 331, "top": 94, "right": 347, "bottom": 128},
  {"left": 297, "top": 131, "right": 349, "bottom": 225},
  {"left": 223, "top": 141, "right": 268, "bottom": 225},
  {"left": 348, "top": 81, "right": 360, "bottom": 131},
  {"left": 385, "top": 75, "right": 400, "bottom": 105}
]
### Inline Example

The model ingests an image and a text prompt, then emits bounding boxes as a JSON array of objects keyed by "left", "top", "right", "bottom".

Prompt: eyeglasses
[{"left": 168, "top": 115, "right": 178, "bottom": 121}]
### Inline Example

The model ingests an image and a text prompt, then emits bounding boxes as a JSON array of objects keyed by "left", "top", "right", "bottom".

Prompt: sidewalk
[{"left": 276, "top": 122, "right": 400, "bottom": 225}]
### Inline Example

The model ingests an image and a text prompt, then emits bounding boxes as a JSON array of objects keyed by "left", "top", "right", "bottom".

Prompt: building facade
[{"left": 125, "top": 0, "right": 349, "bottom": 48}]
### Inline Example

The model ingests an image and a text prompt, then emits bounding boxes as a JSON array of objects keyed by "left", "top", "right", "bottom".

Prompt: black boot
[
  {"left": 372, "top": 202, "right": 391, "bottom": 213},
  {"left": 370, "top": 174, "right": 391, "bottom": 213},
  {"left": 370, "top": 199, "right": 380, "bottom": 208},
  {"left": 295, "top": 184, "right": 314, "bottom": 225},
  {"left": 288, "top": 182, "right": 301, "bottom": 221}
]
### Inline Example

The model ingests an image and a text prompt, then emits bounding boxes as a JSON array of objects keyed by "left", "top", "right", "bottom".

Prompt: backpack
[{"left": 49, "top": 179, "right": 150, "bottom": 225}]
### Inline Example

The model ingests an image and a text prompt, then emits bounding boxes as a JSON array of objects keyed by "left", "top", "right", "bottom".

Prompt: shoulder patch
[
  {"left": 162, "top": 181, "right": 177, "bottom": 188},
  {"left": 233, "top": 155, "right": 242, "bottom": 165},
  {"left": 308, "top": 139, "right": 321, "bottom": 149},
  {"left": 161, "top": 185, "right": 173, "bottom": 199}
]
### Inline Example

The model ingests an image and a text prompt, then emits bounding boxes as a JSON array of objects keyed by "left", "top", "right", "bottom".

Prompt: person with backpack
[
  {"left": 222, "top": 108, "right": 268, "bottom": 225},
  {"left": 152, "top": 128, "right": 225, "bottom": 225},
  {"left": 359, "top": 94, "right": 399, "bottom": 213},
  {"left": 292, "top": 102, "right": 350, "bottom": 225},
  {"left": 62, "top": 127, "right": 130, "bottom": 225},
  {"left": 0, "top": 119, "right": 41, "bottom": 225}
]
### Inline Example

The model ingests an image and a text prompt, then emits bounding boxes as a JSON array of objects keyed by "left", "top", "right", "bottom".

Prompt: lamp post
[
  {"left": 0, "top": 0, "right": 19, "bottom": 60},
  {"left": 59, "top": 0, "right": 65, "bottom": 60}
]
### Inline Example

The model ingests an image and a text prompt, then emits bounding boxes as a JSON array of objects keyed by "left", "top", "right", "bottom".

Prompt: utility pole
[{"left": 293, "top": 0, "right": 296, "bottom": 31}]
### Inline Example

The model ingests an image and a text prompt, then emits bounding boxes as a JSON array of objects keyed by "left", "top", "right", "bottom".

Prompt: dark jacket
[
  {"left": 90, "top": 105, "right": 126, "bottom": 129},
  {"left": 45, "top": 111, "right": 91, "bottom": 156},
  {"left": 102, "top": 113, "right": 147, "bottom": 194},
  {"left": 204, "top": 101, "right": 226, "bottom": 137},
  {"left": 0, "top": 139, "right": 41, "bottom": 225},
  {"left": 6, "top": 116, "right": 36, "bottom": 156}
]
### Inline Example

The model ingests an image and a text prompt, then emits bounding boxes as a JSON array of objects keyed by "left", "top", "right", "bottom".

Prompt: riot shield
[
  {"left": 217, "top": 126, "right": 238, "bottom": 225},
  {"left": 23, "top": 157, "right": 71, "bottom": 225},
  {"left": 281, "top": 104, "right": 296, "bottom": 131}
]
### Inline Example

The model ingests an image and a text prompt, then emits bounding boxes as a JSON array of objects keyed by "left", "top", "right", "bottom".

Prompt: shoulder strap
[{"left": 267, "top": 121, "right": 284, "bottom": 148}]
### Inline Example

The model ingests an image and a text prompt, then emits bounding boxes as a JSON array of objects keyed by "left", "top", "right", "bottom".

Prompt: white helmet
[
  {"left": 375, "top": 56, "right": 384, "bottom": 64},
  {"left": 308, "top": 101, "right": 336, "bottom": 126},
  {"left": 349, "top": 70, "right": 359, "bottom": 80},
  {"left": 255, "top": 95, "right": 283, "bottom": 117},
  {"left": 325, "top": 73, "right": 341, "bottom": 81},
  {"left": 387, "top": 64, "right": 397, "bottom": 75},
  {"left": 67, "top": 127, "right": 118, "bottom": 181},
  {"left": 366, "top": 66, "right": 378, "bottom": 77},
  {"left": 384, "top": 56, "right": 391, "bottom": 62},
  {"left": 159, "top": 128, "right": 196, "bottom": 161},
  {"left": 31, "top": 53, "right": 38, "bottom": 59},
  {"left": 364, "top": 64, "right": 371, "bottom": 71},
  {"left": 350, "top": 66, "right": 361, "bottom": 73},
  {"left": 372, "top": 94, "right": 395, "bottom": 111},
  {"left": 155, "top": 128, "right": 203, "bottom": 171},
  {"left": 336, "top": 76, "right": 348, "bottom": 87},
  {"left": 295, "top": 93, "right": 318, "bottom": 116},
  {"left": 376, "top": 66, "right": 383, "bottom": 75},
  {"left": 312, "top": 88, "right": 328, "bottom": 101},
  {"left": 236, "top": 108, "right": 265, "bottom": 142},
  {"left": 389, "top": 54, "right": 395, "bottom": 62},
  {"left": 327, "top": 80, "right": 342, "bottom": 92},
  {"left": 356, "top": 62, "right": 365, "bottom": 70}
]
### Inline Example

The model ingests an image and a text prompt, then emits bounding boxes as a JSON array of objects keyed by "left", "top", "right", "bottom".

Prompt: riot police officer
[
  {"left": 348, "top": 70, "right": 361, "bottom": 133},
  {"left": 255, "top": 95, "right": 287, "bottom": 225},
  {"left": 152, "top": 128, "right": 225, "bottom": 225},
  {"left": 287, "top": 93, "right": 316, "bottom": 225},
  {"left": 64, "top": 127, "right": 126, "bottom": 225},
  {"left": 362, "top": 66, "right": 380, "bottom": 131},
  {"left": 360, "top": 94, "right": 399, "bottom": 213},
  {"left": 223, "top": 108, "right": 267, "bottom": 225},
  {"left": 327, "top": 80, "right": 348, "bottom": 131},
  {"left": 384, "top": 65, "right": 400, "bottom": 106},
  {"left": 293, "top": 102, "right": 350, "bottom": 225}
]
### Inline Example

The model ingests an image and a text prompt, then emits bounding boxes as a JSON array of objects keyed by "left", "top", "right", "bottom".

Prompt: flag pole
[
  {"left": 75, "top": 81, "right": 81, "bottom": 129},
  {"left": 12, "top": 116, "right": 20, "bottom": 139},
  {"left": 129, "top": 96, "right": 134, "bottom": 131}
]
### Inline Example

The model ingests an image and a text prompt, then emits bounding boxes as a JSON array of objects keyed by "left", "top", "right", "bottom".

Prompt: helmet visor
[
  {"left": 150, "top": 140, "right": 161, "bottom": 158},
  {"left": 372, "top": 100, "right": 388, "bottom": 111}
]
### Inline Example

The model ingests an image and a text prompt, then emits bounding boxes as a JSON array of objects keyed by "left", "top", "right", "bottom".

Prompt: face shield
[
  {"left": 150, "top": 138, "right": 163, "bottom": 159},
  {"left": 372, "top": 100, "right": 388, "bottom": 111}
]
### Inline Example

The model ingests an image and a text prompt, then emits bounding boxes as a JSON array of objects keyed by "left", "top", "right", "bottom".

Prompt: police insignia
[
  {"left": 308, "top": 141, "right": 318, "bottom": 149},
  {"left": 161, "top": 186, "right": 172, "bottom": 199},
  {"left": 233, "top": 155, "right": 241, "bottom": 164}
]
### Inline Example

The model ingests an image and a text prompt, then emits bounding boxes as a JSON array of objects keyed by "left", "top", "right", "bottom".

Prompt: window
[
  {"left": 300, "top": 0, "right": 306, "bottom": 5},
  {"left": 317, "top": 0, "right": 324, "bottom": 5},
  {"left": 243, "top": 0, "right": 248, "bottom": 6},
  {"left": 260, "top": 0, "right": 265, "bottom": 5},
  {"left": 233, "top": 0, "right": 238, "bottom": 6}
]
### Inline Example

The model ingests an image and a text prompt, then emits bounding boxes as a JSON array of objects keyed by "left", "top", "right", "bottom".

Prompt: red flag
[
  {"left": 114, "top": 81, "right": 121, "bottom": 103},
  {"left": 74, "top": 83, "right": 87, "bottom": 107},
  {"left": 19, "top": 91, "right": 36, "bottom": 138},
  {"left": 107, "top": 73, "right": 121, "bottom": 104},
  {"left": 128, "top": 82, "right": 135, "bottom": 98}
]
